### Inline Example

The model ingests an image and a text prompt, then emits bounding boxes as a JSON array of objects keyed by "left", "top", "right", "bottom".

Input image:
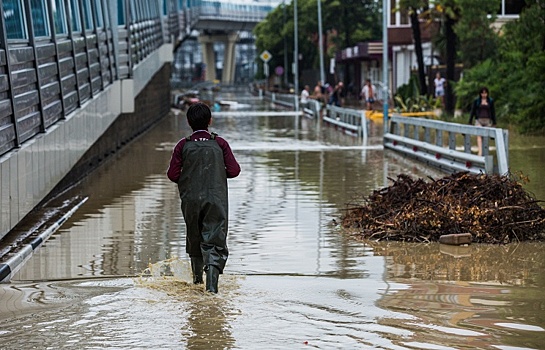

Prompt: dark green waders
[{"left": 178, "top": 136, "right": 229, "bottom": 293}]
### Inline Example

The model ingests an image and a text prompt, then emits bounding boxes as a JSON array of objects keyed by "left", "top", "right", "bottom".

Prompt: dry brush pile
[{"left": 341, "top": 172, "right": 545, "bottom": 244}]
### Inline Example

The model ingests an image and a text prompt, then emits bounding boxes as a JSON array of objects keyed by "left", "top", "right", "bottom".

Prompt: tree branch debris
[{"left": 341, "top": 172, "right": 545, "bottom": 244}]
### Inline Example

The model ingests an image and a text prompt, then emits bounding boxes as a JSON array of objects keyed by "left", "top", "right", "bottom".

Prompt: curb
[{"left": 0, "top": 197, "right": 88, "bottom": 283}]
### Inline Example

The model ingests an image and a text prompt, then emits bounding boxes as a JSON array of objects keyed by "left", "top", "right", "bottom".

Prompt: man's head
[{"left": 186, "top": 103, "right": 212, "bottom": 131}]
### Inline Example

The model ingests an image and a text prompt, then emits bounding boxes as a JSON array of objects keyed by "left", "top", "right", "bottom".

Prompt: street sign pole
[{"left": 260, "top": 50, "right": 272, "bottom": 91}]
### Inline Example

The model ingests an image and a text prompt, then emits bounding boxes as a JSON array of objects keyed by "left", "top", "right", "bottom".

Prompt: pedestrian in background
[
  {"left": 167, "top": 103, "right": 241, "bottom": 293},
  {"left": 300, "top": 85, "right": 310, "bottom": 108},
  {"left": 468, "top": 86, "right": 496, "bottom": 156},
  {"left": 328, "top": 82, "right": 344, "bottom": 107},
  {"left": 360, "top": 79, "right": 376, "bottom": 110},
  {"left": 434, "top": 72, "right": 446, "bottom": 108}
]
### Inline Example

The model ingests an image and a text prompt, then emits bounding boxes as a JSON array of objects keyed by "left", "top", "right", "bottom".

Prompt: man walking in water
[
  {"left": 360, "top": 79, "right": 376, "bottom": 111},
  {"left": 167, "top": 103, "right": 241, "bottom": 293}
]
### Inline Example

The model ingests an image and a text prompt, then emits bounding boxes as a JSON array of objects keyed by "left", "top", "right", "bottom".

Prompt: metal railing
[
  {"left": 260, "top": 88, "right": 368, "bottom": 141},
  {"left": 323, "top": 104, "right": 368, "bottom": 141},
  {"left": 259, "top": 87, "right": 509, "bottom": 174},
  {"left": 384, "top": 115, "right": 509, "bottom": 175}
]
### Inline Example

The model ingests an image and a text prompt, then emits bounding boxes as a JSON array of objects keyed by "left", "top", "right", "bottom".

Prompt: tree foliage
[
  {"left": 253, "top": 0, "right": 381, "bottom": 81},
  {"left": 456, "top": 0, "right": 545, "bottom": 133},
  {"left": 454, "top": 0, "right": 499, "bottom": 69}
]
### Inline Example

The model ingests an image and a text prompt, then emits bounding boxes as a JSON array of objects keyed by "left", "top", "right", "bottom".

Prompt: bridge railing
[
  {"left": 384, "top": 115, "right": 509, "bottom": 175},
  {"left": 323, "top": 105, "right": 368, "bottom": 141},
  {"left": 259, "top": 88, "right": 368, "bottom": 141},
  {"left": 194, "top": 0, "right": 276, "bottom": 22}
]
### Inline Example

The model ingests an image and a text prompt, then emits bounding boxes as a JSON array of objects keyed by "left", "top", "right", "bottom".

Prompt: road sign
[{"left": 260, "top": 50, "right": 272, "bottom": 63}]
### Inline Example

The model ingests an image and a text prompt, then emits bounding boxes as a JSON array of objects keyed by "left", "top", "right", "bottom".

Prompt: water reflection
[
  {"left": 369, "top": 241, "right": 545, "bottom": 349},
  {"left": 2, "top": 93, "right": 545, "bottom": 349}
]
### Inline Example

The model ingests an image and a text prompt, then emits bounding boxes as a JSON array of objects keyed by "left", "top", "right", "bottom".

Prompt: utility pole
[
  {"left": 294, "top": 0, "right": 299, "bottom": 111},
  {"left": 382, "top": 0, "right": 389, "bottom": 134},
  {"left": 317, "top": 0, "right": 324, "bottom": 84},
  {"left": 283, "top": 0, "right": 288, "bottom": 87}
]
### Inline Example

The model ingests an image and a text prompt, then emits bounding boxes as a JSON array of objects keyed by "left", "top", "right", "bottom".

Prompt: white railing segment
[{"left": 384, "top": 115, "right": 509, "bottom": 175}]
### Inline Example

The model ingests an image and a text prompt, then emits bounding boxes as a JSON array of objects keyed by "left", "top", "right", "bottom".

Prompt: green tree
[
  {"left": 254, "top": 0, "right": 381, "bottom": 85},
  {"left": 455, "top": 0, "right": 499, "bottom": 70},
  {"left": 455, "top": 0, "right": 545, "bottom": 133},
  {"left": 398, "top": 0, "right": 429, "bottom": 96}
]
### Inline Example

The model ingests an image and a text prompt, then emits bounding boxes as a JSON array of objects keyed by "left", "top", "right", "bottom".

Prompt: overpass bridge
[
  {"left": 0, "top": 0, "right": 278, "bottom": 242},
  {"left": 183, "top": 0, "right": 281, "bottom": 83}
]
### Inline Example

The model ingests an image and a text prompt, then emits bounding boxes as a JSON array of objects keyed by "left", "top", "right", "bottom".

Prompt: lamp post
[{"left": 317, "top": 0, "right": 324, "bottom": 84}]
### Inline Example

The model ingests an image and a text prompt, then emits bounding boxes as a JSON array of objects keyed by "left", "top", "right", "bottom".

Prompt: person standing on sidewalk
[{"left": 167, "top": 103, "right": 241, "bottom": 293}]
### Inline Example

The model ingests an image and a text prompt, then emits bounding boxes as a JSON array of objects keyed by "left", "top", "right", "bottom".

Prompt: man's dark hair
[{"left": 186, "top": 103, "right": 211, "bottom": 131}]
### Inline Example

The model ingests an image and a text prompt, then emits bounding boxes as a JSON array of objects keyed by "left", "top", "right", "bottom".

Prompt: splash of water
[{"left": 135, "top": 258, "right": 201, "bottom": 296}]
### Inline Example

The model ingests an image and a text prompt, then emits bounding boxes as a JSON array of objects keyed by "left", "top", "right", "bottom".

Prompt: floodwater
[{"left": 1, "top": 93, "right": 545, "bottom": 349}]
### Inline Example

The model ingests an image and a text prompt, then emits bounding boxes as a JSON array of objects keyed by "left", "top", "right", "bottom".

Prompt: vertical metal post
[
  {"left": 23, "top": 0, "right": 47, "bottom": 132},
  {"left": 47, "top": 0, "right": 67, "bottom": 120},
  {"left": 78, "top": 0, "right": 94, "bottom": 98},
  {"left": 282, "top": 0, "right": 288, "bottom": 87},
  {"left": 65, "top": 0, "right": 82, "bottom": 107},
  {"left": 293, "top": 0, "right": 299, "bottom": 112},
  {"left": 317, "top": 0, "right": 324, "bottom": 84},
  {"left": 100, "top": 0, "right": 114, "bottom": 85},
  {"left": 382, "top": 0, "right": 389, "bottom": 134},
  {"left": 90, "top": 0, "right": 105, "bottom": 90},
  {"left": 0, "top": 3, "right": 20, "bottom": 146}
]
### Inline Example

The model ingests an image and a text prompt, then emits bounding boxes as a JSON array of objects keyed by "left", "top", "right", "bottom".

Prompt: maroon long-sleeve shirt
[{"left": 167, "top": 130, "right": 240, "bottom": 183}]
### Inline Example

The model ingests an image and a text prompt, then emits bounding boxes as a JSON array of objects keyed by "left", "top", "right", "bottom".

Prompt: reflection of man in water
[{"left": 185, "top": 298, "right": 235, "bottom": 349}]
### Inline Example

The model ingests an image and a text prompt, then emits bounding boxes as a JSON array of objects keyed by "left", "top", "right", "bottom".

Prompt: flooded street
[{"left": 1, "top": 93, "right": 545, "bottom": 349}]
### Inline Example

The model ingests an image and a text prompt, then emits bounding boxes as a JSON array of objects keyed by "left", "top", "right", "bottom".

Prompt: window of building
[
  {"left": 93, "top": 0, "right": 104, "bottom": 28},
  {"left": 129, "top": 0, "right": 137, "bottom": 21},
  {"left": 68, "top": 0, "right": 82, "bottom": 32},
  {"left": 52, "top": 0, "right": 67, "bottom": 34},
  {"left": 81, "top": 0, "right": 94, "bottom": 30},
  {"left": 30, "top": 0, "right": 50, "bottom": 37},
  {"left": 390, "top": 0, "right": 410, "bottom": 26},
  {"left": 3, "top": 0, "right": 27, "bottom": 40},
  {"left": 117, "top": 0, "right": 126, "bottom": 25},
  {"left": 499, "top": 0, "right": 525, "bottom": 16}
]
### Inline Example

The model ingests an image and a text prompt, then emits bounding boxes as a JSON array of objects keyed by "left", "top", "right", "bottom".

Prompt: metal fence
[{"left": 0, "top": 0, "right": 182, "bottom": 158}]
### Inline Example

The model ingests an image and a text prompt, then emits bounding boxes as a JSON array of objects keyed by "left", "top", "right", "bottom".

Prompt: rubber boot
[
  {"left": 205, "top": 265, "right": 220, "bottom": 293},
  {"left": 190, "top": 257, "right": 204, "bottom": 284}
]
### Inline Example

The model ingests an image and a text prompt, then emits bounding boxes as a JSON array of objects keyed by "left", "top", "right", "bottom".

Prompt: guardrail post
[{"left": 495, "top": 128, "right": 509, "bottom": 174}]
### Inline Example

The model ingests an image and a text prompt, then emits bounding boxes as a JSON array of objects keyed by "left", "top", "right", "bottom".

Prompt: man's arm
[
  {"left": 166, "top": 140, "right": 185, "bottom": 183},
  {"left": 218, "top": 138, "right": 240, "bottom": 178}
]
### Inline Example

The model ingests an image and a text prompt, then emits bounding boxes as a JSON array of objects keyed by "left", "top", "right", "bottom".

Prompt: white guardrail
[
  {"left": 257, "top": 88, "right": 508, "bottom": 175},
  {"left": 323, "top": 104, "right": 368, "bottom": 141},
  {"left": 262, "top": 90, "right": 368, "bottom": 141},
  {"left": 384, "top": 115, "right": 509, "bottom": 175}
]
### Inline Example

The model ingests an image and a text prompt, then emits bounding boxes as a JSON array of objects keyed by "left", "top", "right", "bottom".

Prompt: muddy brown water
[{"left": 1, "top": 94, "right": 545, "bottom": 349}]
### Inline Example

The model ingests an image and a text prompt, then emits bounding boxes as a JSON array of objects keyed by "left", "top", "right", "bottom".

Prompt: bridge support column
[
  {"left": 199, "top": 36, "right": 216, "bottom": 82},
  {"left": 198, "top": 32, "right": 238, "bottom": 84},
  {"left": 222, "top": 32, "right": 239, "bottom": 84}
]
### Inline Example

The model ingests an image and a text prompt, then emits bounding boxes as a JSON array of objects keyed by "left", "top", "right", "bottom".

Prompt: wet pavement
[{"left": 1, "top": 93, "right": 545, "bottom": 349}]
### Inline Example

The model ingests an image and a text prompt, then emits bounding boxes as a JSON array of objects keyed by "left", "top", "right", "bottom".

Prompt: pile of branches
[{"left": 341, "top": 172, "right": 545, "bottom": 244}]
